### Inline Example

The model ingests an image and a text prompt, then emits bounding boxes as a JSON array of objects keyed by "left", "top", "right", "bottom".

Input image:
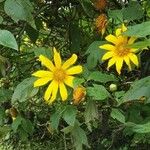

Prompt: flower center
[
  {"left": 53, "top": 68, "right": 66, "bottom": 82},
  {"left": 116, "top": 42, "right": 130, "bottom": 57}
]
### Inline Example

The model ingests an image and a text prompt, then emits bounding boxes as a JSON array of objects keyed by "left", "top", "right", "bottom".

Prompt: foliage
[{"left": 0, "top": 0, "right": 150, "bottom": 149}]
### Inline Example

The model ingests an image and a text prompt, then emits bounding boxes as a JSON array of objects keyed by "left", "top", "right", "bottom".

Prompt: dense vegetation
[{"left": 0, "top": 0, "right": 150, "bottom": 149}]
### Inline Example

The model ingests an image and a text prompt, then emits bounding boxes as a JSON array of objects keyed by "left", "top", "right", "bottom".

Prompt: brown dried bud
[
  {"left": 9, "top": 107, "right": 18, "bottom": 121},
  {"left": 95, "top": 13, "right": 108, "bottom": 35},
  {"left": 73, "top": 86, "right": 86, "bottom": 105},
  {"left": 94, "top": 0, "right": 107, "bottom": 11}
]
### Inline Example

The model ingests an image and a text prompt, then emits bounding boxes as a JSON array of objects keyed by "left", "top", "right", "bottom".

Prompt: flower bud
[
  {"left": 95, "top": 14, "right": 108, "bottom": 35},
  {"left": 9, "top": 107, "right": 18, "bottom": 121},
  {"left": 73, "top": 86, "right": 86, "bottom": 105},
  {"left": 94, "top": 0, "right": 107, "bottom": 11},
  {"left": 109, "top": 84, "right": 117, "bottom": 92}
]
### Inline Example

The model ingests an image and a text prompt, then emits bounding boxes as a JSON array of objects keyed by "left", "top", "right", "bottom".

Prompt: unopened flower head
[
  {"left": 73, "top": 86, "right": 86, "bottom": 105},
  {"left": 99, "top": 24, "right": 139, "bottom": 74},
  {"left": 32, "top": 48, "right": 83, "bottom": 104},
  {"left": 95, "top": 14, "right": 108, "bottom": 35},
  {"left": 94, "top": 0, "right": 107, "bottom": 11}
]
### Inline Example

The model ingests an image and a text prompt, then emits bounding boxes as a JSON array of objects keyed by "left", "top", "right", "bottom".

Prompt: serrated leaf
[
  {"left": 12, "top": 77, "right": 39, "bottom": 103},
  {"left": 111, "top": 108, "right": 125, "bottom": 123},
  {"left": 71, "top": 123, "right": 90, "bottom": 149},
  {"left": 87, "top": 84, "right": 110, "bottom": 100},
  {"left": 63, "top": 105, "right": 77, "bottom": 126},
  {"left": 0, "top": 30, "right": 18, "bottom": 50},
  {"left": 119, "top": 76, "right": 150, "bottom": 105},
  {"left": 88, "top": 71, "right": 117, "bottom": 83},
  {"left": 4, "top": 0, "right": 35, "bottom": 28},
  {"left": 50, "top": 105, "right": 66, "bottom": 130},
  {"left": 84, "top": 100, "right": 98, "bottom": 123}
]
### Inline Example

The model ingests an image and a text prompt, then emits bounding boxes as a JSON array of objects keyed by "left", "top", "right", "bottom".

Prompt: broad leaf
[
  {"left": 4, "top": 0, "right": 35, "bottom": 28},
  {"left": 0, "top": 30, "right": 18, "bottom": 50},
  {"left": 111, "top": 108, "right": 125, "bottom": 124},
  {"left": 124, "top": 21, "right": 150, "bottom": 37},
  {"left": 63, "top": 105, "right": 77, "bottom": 126},
  {"left": 88, "top": 71, "right": 117, "bottom": 83},
  {"left": 84, "top": 100, "right": 98, "bottom": 123},
  {"left": 12, "top": 77, "right": 39, "bottom": 103},
  {"left": 86, "top": 41, "right": 105, "bottom": 69},
  {"left": 87, "top": 84, "right": 110, "bottom": 100},
  {"left": 119, "top": 76, "right": 150, "bottom": 105}
]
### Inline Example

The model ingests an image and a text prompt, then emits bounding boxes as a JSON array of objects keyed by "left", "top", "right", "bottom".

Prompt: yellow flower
[
  {"left": 32, "top": 48, "right": 83, "bottom": 104},
  {"left": 99, "top": 24, "right": 139, "bottom": 74},
  {"left": 73, "top": 86, "right": 86, "bottom": 105},
  {"left": 95, "top": 14, "right": 108, "bottom": 35}
]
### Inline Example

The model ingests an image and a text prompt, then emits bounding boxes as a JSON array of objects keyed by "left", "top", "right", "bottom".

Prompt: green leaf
[
  {"left": 0, "top": 88, "right": 13, "bottom": 102},
  {"left": 126, "top": 122, "right": 150, "bottom": 133},
  {"left": 84, "top": 100, "right": 98, "bottom": 123},
  {"left": 86, "top": 41, "right": 105, "bottom": 69},
  {"left": 0, "top": 108, "right": 5, "bottom": 125},
  {"left": 0, "top": 126, "right": 11, "bottom": 139},
  {"left": 63, "top": 105, "right": 77, "bottom": 126},
  {"left": 87, "top": 84, "right": 110, "bottom": 100},
  {"left": 119, "top": 76, "right": 150, "bottom": 105},
  {"left": 22, "top": 118, "right": 34, "bottom": 135},
  {"left": 71, "top": 123, "right": 90, "bottom": 149},
  {"left": 124, "top": 21, "right": 150, "bottom": 37},
  {"left": 0, "top": 30, "right": 18, "bottom": 50},
  {"left": 122, "top": 1, "right": 144, "bottom": 21},
  {"left": 88, "top": 71, "right": 117, "bottom": 83},
  {"left": 73, "top": 77, "right": 85, "bottom": 88},
  {"left": 69, "top": 23, "right": 81, "bottom": 52},
  {"left": 12, "top": 77, "right": 39, "bottom": 103},
  {"left": 108, "top": 9, "right": 123, "bottom": 22},
  {"left": 0, "top": 16, "right": 3, "bottom": 24},
  {"left": 111, "top": 108, "right": 125, "bottom": 123},
  {"left": 127, "top": 39, "right": 150, "bottom": 49},
  {"left": 61, "top": 125, "right": 74, "bottom": 134},
  {"left": 33, "top": 47, "right": 53, "bottom": 59},
  {"left": 4, "top": 0, "right": 35, "bottom": 28},
  {"left": 11, "top": 116, "right": 22, "bottom": 132},
  {"left": 50, "top": 105, "right": 66, "bottom": 130}
]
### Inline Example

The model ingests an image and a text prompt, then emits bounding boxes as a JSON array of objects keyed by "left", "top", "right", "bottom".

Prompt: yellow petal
[
  {"left": 49, "top": 81, "right": 58, "bottom": 104},
  {"left": 102, "top": 52, "right": 113, "bottom": 60},
  {"left": 99, "top": 44, "right": 115, "bottom": 51},
  {"left": 115, "top": 58, "right": 123, "bottom": 74},
  {"left": 116, "top": 28, "right": 122, "bottom": 36},
  {"left": 44, "top": 81, "right": 54, "bottom": 101},
  {"left": 105, "top": 34, "right": 118, "bottom": 44},
  {"left": 66, "top": 65, "right": 82, "bottom": 75},
  {"left": 64, "top": 76, "right": 74, "bottom": 87},
  {"left": 122, "top": 24, "right": 127, "bottom": 32},
  {"left": 59, "top": 82, "right": 68, "bottom": 101},
  {"left": 128, "top": 37, "right": 137, "bottom": 45},
  {"left": 107, "top": 58, "right": 116, "bottom": 70},
  {"left": 39, "top": 55, "right": 55, "bottom": 71},
  {"left": 129, "top": 53, "right": 139, "bottom": 67},
  {"left": 34, "top": 77, "right": 51, "bottom": 87},
  {"left": 32, "top": 70, "right": 53, "bottom": 78},
  {"left": 62, "top": 54, "right": 77, "bottom": 69},
  {"left": 124, "top": 56, "right": 131, "bottom": 71},
  {"left": 53, "top": 47, "right": 61, "bottom": 68}
]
